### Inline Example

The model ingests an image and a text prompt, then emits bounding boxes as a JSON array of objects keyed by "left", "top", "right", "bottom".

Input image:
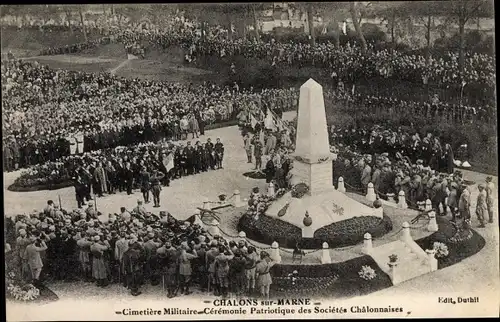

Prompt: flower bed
[
  {"left": 415, "top": 217, "right": 486, "bottom": 270},
  {"left": 238, "top": 212, "right": 392, "bottom": 249},
  {"left": 270, "top": 255, "right": 393, "bottom": 298},
  {"left": 267, "top": 216, "right": 485, "bottom": 298}
]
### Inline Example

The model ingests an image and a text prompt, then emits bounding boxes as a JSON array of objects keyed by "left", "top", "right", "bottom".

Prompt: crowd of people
[
  {"left": 12, "top": 136, "right": 226, "bottom": 206},
  {"left": 2, "top": 58, "right": 297, "bottom": 171},
  {"left": 23, "top": 12, "right": 495, "bottom": 94},
  {"left": 5, "top": 199, "right": 277, "bottom": 299}
]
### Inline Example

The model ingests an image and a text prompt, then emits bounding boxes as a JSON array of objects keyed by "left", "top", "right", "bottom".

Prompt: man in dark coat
[
  {"left": 74, "top": 174, "right": 87, "bottom": 208},
  {"left": 183, "top": 141, "right": 196, "bottom": 175},
  {"left": 174, "top": 145, "right": 184, "bottom": 178},
  {"left": 264, "top": 156, "right": 275, "bottom": 184},
  {"left": 206, "top": 138, "right": 215, "bottom": 170},
  {"left": 214, "top": 138, "right": 224, "bottom": 169},
  {"left": 124, "top": 162, "right": 135, "bottom": 195}
]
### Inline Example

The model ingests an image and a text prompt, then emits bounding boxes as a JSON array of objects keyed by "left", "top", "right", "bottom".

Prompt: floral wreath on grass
[
  {"left": 5, "top": 271, "right": 40, "bottom": 301},
  {"left": 358, "top": 265, "right": 377, "bottom": 281}
]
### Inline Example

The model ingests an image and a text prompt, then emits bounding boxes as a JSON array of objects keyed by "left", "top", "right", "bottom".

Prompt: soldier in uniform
[
  {"left": 122, "top": 241, "right": 145, "bottom": 296},
  {"left": 243, "top": 134, "right": 253, "bottom": 163},
  {"left": 157, "top": 241, "right": 179, "bottom": 298},
  {"left": 485, "top": 177, "right": 495, "bottom": 223},
  {"left": 252, "top": 136, "right": 263, "bottom": 170},
  {"left": 139, "top": 166, "right": 151, "bottom": 204},
  {"left": 205, "top": 240, "right": 220, "bottom": 295},
  {"left": 476, "top": 184, "right": 488, "bottom": 228},
  {"left": 150, "top": 170, "right": 165, "bottom": 208},
  {"left": 458, "top": 185, "right": 471, "bottom": 227}
]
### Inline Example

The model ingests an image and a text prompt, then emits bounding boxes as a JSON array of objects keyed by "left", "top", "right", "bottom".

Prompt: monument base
[{"left": 267, "top": 188, "right": 383, "bottom": 236}]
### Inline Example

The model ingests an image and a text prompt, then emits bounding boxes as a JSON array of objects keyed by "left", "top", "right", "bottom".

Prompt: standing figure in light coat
[{"left": 25, "top": 236, "right": 48, "bottom": 286}]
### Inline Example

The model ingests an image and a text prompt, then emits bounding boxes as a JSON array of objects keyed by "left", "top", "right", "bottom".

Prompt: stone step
[{"left": 370, "top": 239, "right": 432, "bottom": 284}]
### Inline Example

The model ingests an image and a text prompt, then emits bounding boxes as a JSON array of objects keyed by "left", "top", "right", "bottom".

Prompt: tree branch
[{"left": 463, "top": 2, "right": 484, "bottom": 24}]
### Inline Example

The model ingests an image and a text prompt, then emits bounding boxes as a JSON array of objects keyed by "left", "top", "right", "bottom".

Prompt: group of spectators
[
  {"left": 5, "top": 199, "right": 277, "bottom": 298},
  {"left": 2, "top": 58, "right": 297, "bottom": 172},
  {"left": 28, "top": 13, "right": 495, "bottom": 95}
]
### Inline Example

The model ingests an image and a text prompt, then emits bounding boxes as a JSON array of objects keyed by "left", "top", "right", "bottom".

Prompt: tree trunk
[
  {"left": 333, "top": 19, "right": 340, "bottom": 48},
  {"left": 425, "top": 15, "right": 432, "bottom": 65},
  {"left": 227, "top": 14, "right": 233, "bottom": 41},
  {"left": 252, "top": 4, "right": 260, "bottom": 42},
  {"left": 458, "top": 16, "right": 465, "bottom": 79},
  {"left": 306, "top": 3, "right": 316, "bottom": 46},
  {"left": 350, "top": 2, "right": 367, "bottom": 53},
  {"left": 79, "top": 9, "right": 88, "bottom": 42},
  {"left": 390, "top": 9, "right": 396, "bottom": 44},
  {"left": 111, "top": 4, "right": 115, "bottom": 16},
  {"left": 201, "top": 21, "right": 206, "bottom": 42},
  {"left": 66, "top": 11, "right": 73, "bottom": 34}
]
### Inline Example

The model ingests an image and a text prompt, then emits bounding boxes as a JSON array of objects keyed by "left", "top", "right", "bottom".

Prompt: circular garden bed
[{"left": 238, "top": 212, "right": 393, "bottom": 249}]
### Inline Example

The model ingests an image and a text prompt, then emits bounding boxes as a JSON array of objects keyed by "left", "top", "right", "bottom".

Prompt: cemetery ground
[{"left": 4, "top": 113, "right": 499, "bottom": 314}]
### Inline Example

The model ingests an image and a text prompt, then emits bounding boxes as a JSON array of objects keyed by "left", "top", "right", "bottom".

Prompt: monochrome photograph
[{"left": 2, "top": 2, "right": 498, "bottom": 320}]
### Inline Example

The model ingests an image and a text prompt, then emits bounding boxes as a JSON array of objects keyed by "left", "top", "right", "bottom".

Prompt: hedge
[{"left": 238, "top": 212, "right": 393, "bottom": 250}]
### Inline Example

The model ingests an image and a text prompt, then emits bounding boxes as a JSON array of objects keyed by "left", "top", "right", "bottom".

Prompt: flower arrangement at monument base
[{"left": 238, "top": 213, "right": 393, "bottom": 249}]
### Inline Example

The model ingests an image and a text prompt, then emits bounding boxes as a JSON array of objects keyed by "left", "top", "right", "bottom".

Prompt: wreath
[{"left": 291, "top": 183, "right": 309, "bottom": 198}]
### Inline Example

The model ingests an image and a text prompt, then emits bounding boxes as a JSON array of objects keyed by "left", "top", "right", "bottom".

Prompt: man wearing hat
[
  {"left": 485, "top": 177, "right": 495, "bottom": 224},
  {"left": 476, "top": 184, "right": 488, "bottom": 228}
]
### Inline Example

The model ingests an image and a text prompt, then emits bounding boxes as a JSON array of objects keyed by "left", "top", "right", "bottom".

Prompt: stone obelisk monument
[
  {"left": 292, "top": 78, "right": 335, "bottom": 195},
  {"left": 266, "top": 78, "right": 382, "bottom": 237}
]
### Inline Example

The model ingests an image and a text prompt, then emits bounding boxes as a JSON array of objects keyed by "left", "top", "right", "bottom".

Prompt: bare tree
[
  {"left": 78, "top": 6, "right": 87, "bottom": 42},
  {"left": 350, "top": 2, "right": 367, "bottom": 52},
  {"left": 251, "top": 4, "right": 261, "bottom": 42},
  {"left": 306, "top": 3, "right": 316, "bottom": 46},
  {"left": 448, "top": 0, "right": 490, "bottom": 78}
]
